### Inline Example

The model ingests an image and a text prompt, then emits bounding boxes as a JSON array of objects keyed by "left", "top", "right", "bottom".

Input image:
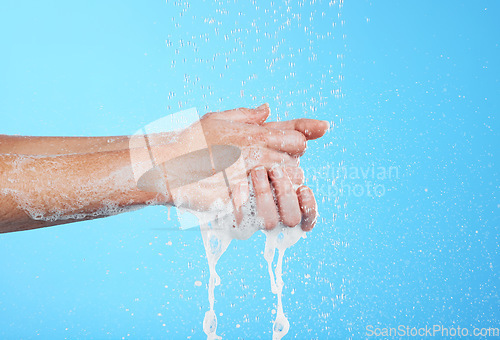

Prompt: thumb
[{"left": 203, "top": 103, "right": 270, "bottom": 124}]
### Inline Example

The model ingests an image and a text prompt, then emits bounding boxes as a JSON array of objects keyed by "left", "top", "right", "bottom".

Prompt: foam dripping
[
  {"left": 264, "top": 224, "right": 305, "bottom": 340},
  {"left": 192, "top": 190, "right": 306, "bottom": 339}
]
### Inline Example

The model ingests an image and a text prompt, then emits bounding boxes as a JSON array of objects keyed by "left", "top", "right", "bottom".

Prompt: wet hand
[
  {"left": 231, "top": 165, "right": 318, "bottom": 232},
  {"left": 139, "top": 103, "right": 328, "bottom": 232},
  {"left": 206, "top": 105, "right": 327, "bottom": 232}
]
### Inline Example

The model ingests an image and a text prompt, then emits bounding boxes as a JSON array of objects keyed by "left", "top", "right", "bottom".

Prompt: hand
[
  {"left": 135, "top": 104, "right": 328, "bottom": 232},
  {"left": 238, "top": 165, "right": 318, "bottom": 232}
]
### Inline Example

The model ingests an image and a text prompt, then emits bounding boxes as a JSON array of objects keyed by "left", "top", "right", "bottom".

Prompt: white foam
[
  {"left": 3, "top": 154, "right": 140, "bottom": 223},
  {"left": 263, "top": 224, "right": 305, "bottom": 340},
  {"left": 188, "top": 182, "right": 306, "bottom": 339}
]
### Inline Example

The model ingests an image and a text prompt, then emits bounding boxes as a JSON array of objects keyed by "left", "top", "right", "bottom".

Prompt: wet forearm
[
  {"left": 0, "top": 150, "right": 165, "bottom": 233},
  {"left": 0, "top": 135, "right": 131, "bottom": 156}
]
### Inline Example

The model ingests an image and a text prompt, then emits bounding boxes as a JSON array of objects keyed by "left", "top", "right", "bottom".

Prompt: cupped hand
[
  {"left": 232, "top": 165, "right": 318, "bottom": 232},
  {"left": 138, "top": 104, "right": 328, "bottom": 232}
]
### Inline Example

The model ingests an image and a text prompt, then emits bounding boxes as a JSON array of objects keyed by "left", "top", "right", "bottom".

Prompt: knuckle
[
  {"left": 238, "top": 107, "right": 252, "bottom": 116},
  {"left": 255, "top": 130, "right": 268, "bottom": 143},
  {"left": 296, "top": 131, "right": 307, "bottom": 147},
  {"left": 287, "top": 131, "right": 307, "bottom": 156},
  {"left": 292, "top": 167, "right": 305, "bottom": 183},
  {"left": 283, "top": 157, "right": 296, "bottom": 167}
]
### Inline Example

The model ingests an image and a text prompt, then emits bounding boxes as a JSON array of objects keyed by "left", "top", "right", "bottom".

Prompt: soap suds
[
  {"left": 2, "top": 154, "right": 140, "bottom": 222},
  {"left": 263, "top": 224, "right": 305, "bottom": 340},
  {"left": 189, "top": 182, "right": 306, "bottom": 339}
]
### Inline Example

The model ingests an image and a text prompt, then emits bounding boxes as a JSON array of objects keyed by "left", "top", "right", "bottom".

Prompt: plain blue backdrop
[{"left": 0, "top": 0, "right": 498, "bottom": 339}]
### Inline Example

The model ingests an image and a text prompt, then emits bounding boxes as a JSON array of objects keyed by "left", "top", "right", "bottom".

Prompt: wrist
[{"left": 127, "top": 140, "right": 175, "bottom": 207}]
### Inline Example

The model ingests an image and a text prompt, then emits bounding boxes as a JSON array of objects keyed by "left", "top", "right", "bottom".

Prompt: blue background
[{"left": 0, "top": 0, "right": 498, "bottom": 339}]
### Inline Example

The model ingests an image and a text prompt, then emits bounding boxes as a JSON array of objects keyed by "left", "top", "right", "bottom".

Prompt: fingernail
[
  {"left": 322, "top": 120, "right": 331, "bottom": 130},
  {"left": 270, "top": 165, "right": 283, "bottom": 179},
  {"left": 255, "top": 166, "right": 267, "bottom": 181},
  {"left": 256, "top": 103, "right": 269, "bottom": 113},
  {"left": 300, "top": 186, "right": 312, "bottom": 200}
]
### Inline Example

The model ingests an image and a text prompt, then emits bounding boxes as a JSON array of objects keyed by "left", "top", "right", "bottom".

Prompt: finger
[
  {"left": 284, "top": 166, "right": 304, "bottom": 186},
  {"left": 231, "top": 181, "right": 249, "bottom": 225},
  {"left": 204, "top": 103, "right": 270, "bottom": 125},
  {"left": 269, "top": 166, "right": 301, "bottom": 228},
  {"left": 243, "top": 147, "right": 299, "bottom": 170},
  {"left": 251, "top": 166, "right": 279, "bottom": 230},
  {"left": 260, "top": 128, "right": 307, "bottom": 156},
  {"left": 235, "top": 124, "right": 306, "bottom": 156},
  {"left": 264, "top": 119, "right": 330, "bottom": 140},
  {"left": 205, "top": 120, "right": 307, "bottom": 156},
  {"left": 297, "top": 186, "right": 318, "bottom": 231}
]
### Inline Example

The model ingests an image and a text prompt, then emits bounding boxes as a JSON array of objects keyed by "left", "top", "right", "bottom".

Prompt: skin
[{"left": 0, "top": 104, "right": 328, "bottom": 233}]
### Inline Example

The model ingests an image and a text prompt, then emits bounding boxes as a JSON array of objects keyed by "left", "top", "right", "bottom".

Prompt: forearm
[
  {"left": 0, "top": 135, "right": 131, "bottom": 156},
  {"left": 0, "top": 149, "right": 169, "bottom": 233}
]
